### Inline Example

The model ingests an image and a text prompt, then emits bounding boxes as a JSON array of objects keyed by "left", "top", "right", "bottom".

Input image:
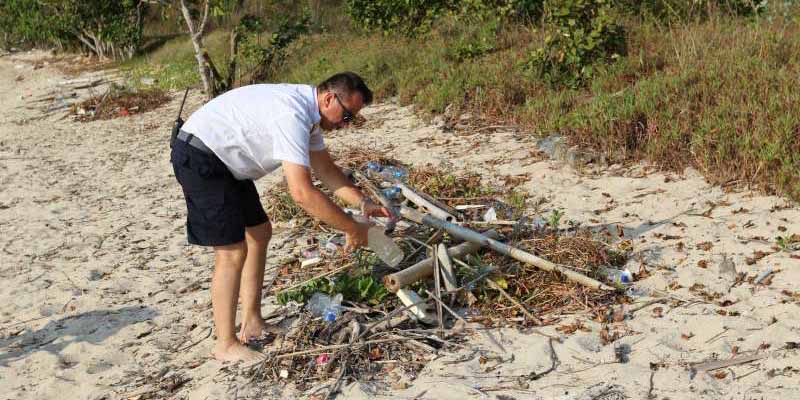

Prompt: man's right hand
[{"left": 345, "top": 221, "right": 371, "bottom": 252}]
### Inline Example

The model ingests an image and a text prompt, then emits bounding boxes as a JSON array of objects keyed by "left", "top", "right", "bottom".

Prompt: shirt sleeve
[
  {"left": 309, "top": 124, "right": 326, "bottom": 151},
  {"left": 271, "top": 114, "right": 312, "bottom": 167}
]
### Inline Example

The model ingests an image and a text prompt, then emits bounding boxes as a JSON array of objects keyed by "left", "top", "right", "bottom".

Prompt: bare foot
[
  {"left": 212, "top": 341, "right": 265, "bottom": 362},
  {"left": 239, "top": 318, "right": 268, "bottom": 343}
]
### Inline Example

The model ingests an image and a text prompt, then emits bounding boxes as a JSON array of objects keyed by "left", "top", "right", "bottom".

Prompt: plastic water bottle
[
  {"left": 380, "top": 166, "right": 408, "bottom": 182},
  {"left": 308, "top": 293, "right": 343, "bottom": 323},
  {"left": 381, "top": 186, "right": 403, "bottom": 200},
  {"left": 365, "top": 161, "right": 383, "bottom": 179},
  {"left": 354, "top": 215, "right": 404, "bottom": 267},
  {"left": 600, "top": 267, "right": 633, "bottom": 286}
]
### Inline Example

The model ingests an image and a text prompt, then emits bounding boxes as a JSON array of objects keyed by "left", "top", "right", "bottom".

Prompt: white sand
[{"left": 1, "top": 51, "right": 798, "bottom": 400}]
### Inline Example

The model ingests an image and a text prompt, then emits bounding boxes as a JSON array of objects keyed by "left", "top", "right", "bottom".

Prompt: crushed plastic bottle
[
  {"left": 625, "top": 285, "right": 650, "bottom": 298},
  {"left": 308, "top": 293, "right": 343, "bottom": 323},
  {"left": 354, "top": 215, "right": 404, "bottom": 267},
  {"left": 379, "top": 166, "right": 408, "bottom": 182},
  {"left": 599, "top": 267, "right": 633, "bottom": 286},
  {"left": 323, "top": 238, "right": 341, "bottom": 255},
  {"left": 483, "top": 207, "right": 498, "bottom": 222}
]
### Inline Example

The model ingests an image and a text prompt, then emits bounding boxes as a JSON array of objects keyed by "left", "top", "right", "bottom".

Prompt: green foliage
[
  {"left": 547, "top": 209, "right": 563, "bottom": 230},
  {"left": 506, "top": 191, "right": 528, "bottom": 218},
  {"left": 241, "top": 11, "right": 311, "bottom": 83},
  {"left": 448, "top": 15, "right": 500, "bottom": 61},
  {"left": 619, "top": 0, "right": 766, "bottom": 21},
  {"left": 345, "top": 0, "right": 458, "bottom": 36},
  {"left": 0, "top": 0, "right": 58, "bottom": 48},
  {"left": 0, "top": 0, "right": 143, "bottom": 58},
  {"left": 276, "top": 274, "right": 390, "bottom": 306},
  {"left": 526, "top": 0, "right": 626, "bottom": 88},
  {"left": 345, "top": 0, "right": 543, "bottom": 37}
]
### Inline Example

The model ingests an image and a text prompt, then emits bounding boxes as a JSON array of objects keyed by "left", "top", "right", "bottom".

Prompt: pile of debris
[
  {"left": 72, "top": 84, "right": 170, "bottom": 121},
  {"left": 252, "top": 146, "right": 631, "bottom": 396}
]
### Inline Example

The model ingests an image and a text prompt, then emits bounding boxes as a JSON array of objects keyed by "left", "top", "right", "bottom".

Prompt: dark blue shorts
[{"left": 170, "top": 139, "right": 268, "bottom": 246}]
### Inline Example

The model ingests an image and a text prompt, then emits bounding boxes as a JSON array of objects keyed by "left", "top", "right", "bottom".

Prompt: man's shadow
[{"left": 0, "top": 306, "right": 157, "bottom": 366}]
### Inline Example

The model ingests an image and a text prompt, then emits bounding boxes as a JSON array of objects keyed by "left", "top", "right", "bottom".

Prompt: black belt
[{"left": 176, "top": 130, "right": 213, "bottom": 154}]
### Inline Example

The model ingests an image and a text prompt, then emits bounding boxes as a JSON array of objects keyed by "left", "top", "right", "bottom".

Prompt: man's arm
[
  {"left": 284, "top": 160, "right": 357, "bottom": 230},
  {"left": 309, "top": 149, "right": 364, "bottom": 207}
]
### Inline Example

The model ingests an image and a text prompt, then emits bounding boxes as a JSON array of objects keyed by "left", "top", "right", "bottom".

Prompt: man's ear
[{"left": 322, "top": 91, "right": 333, "bottom": 109}]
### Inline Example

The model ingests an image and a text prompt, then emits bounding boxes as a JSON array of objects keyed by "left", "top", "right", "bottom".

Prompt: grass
[{"left": 123, "top": 6, "right": 800, "bottom": 202}]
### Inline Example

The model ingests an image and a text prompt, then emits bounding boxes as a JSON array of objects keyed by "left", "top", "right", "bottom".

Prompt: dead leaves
[
  {"left": 556, "top": 320, "right": 591, "bottom": 335},
  {"left": 745, "top": 250, "right": 772, "bottom": 265},
  {"left": 696, "top": 241, "right": 713, "bottom": 251},
  {"left": 651, "top": 307, "right": 663, "bottom": 318},
  {"left": 599, "top": 325, "right": 620, "bottom": 345},
  {"left": 501, "top": 174, "right": 530, "bottom": 187}
]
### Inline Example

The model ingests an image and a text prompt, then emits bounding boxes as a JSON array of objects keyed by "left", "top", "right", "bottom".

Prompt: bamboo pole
[
  {"left": 383, "top": 230, "right": 499, "bottom": 292},
  {"left": 396, "top": 182, "right": 458, "bottom": 222},
  {"left": 400, "top": 207, "right": 614, "bottom": 291}
]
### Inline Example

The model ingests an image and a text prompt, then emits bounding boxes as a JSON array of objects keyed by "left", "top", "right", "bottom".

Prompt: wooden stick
[
  {"left": 274, "top": 337, "right": 415, "bottom": 359},
  {"left": 274, "top": 262, "right": 353, "bottom": 293},
  {"left": 434, "top": 249, "right": 444, "bottom": 337},
  {"left": 484, "top": 278, "right": 542, "bottom": 325},
  {"left": 437, "top": 244, "right": 458, "bottom": 292},
  {"left": 691, "top": 353, "right": 767, "bottom": 372},
  {"left": 424, "top": 289, "right": 506, "bottom": 354},
  {"left": 401, "top": 207, "right": 614, "bottom": 291}
]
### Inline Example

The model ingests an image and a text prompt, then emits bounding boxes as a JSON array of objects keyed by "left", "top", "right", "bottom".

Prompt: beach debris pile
[{"left": 252, "top": 146, "right": 632, "bottom": 396}]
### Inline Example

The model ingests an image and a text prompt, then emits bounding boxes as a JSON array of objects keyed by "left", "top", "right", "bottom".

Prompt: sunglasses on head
[{"left": 334, "top": 93, "right": 354, "bottom": 123}]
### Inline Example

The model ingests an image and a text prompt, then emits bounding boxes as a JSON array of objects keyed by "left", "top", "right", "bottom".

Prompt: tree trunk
[
  {"left": 180, "top": 0, "right": 215, "bottom": 100},
  {"left": 225, "top": 30, "right": 239, "bottom": 90}
]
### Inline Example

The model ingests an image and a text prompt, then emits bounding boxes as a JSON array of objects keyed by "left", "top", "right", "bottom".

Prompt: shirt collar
[{"left": 309, "top": 86, "right": 322, "bottom": 125}]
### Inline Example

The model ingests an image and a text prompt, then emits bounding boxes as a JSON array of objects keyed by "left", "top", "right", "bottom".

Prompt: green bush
[
  {"left": 619, "top": 0, "right": 766, "bottom": 21},
  {"left": 345, "top": 0, "right": 544, "bottom": 36},
  {"left": 240, "top": 12, "right": 311, "bottom": 83},
  {"left": 0, "top": 0, "right": 143, "bottom": 59},
  {"left": 276, "top": 274, "right": 390, "bottom": 306},
  {"left": 0, "top": 0, "right": 61, "bottom": 49},
  {"left": 345, "top": 0, "right": 458, "bottom": 36},
  {"left": 526, "top": 0, "right": 626, "bottom": 87}
]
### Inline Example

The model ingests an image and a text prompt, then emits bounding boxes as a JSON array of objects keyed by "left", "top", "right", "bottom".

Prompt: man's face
[{"left": 319, "top": 91, "right": 364, "bottom": 131}]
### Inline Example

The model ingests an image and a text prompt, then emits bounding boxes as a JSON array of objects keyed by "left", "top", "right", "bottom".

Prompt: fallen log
[
  {"left": 383, "top": 230, "right": 498, "bottom": 293},
  {"left": 400, "top": 207, "right": 614, "bottom": 291}
]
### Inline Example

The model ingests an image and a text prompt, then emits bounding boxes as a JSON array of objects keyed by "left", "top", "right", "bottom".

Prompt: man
[{"left": 171, "top": 72, "right": 391, "bottom": 362}]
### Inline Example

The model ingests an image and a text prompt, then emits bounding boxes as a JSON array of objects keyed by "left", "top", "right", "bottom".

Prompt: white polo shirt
[{"left": 181, "top": 84, "right": 325, "bottom": 181}]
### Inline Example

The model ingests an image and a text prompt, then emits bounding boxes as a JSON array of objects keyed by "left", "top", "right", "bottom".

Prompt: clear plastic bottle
[
  {"left": 599, "top": 267, "right": 633, "bottom": 286},
  {"left": 381, "top": 186, "right": 403, "bottom": 200},
  {"left": 354, "top": 215, "right": 404, "bottom": 267},
  {"left": 365, "top": 161, "right": 383, "bottom": 179},
  {"left": 379, "top": 166, "right": 408, "bottom": 182},
  {"left": 308, "top": 293, "right": 343, "bottom": 323}
]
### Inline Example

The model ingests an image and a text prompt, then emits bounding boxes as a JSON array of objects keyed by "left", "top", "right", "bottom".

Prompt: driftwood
[
  {"left": 400, "top": 207, "right": 614, "bottom": 291},
  {"left": 383, "top": 230, "right": 498, "bottom": 292}
]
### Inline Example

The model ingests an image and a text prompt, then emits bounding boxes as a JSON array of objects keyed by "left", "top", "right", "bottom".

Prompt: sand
[{"left": 1, "top": 51, "right": 798, "bottom": 400}]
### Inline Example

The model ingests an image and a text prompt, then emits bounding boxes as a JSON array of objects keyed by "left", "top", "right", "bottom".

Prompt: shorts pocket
[{"left": 186, "top": 190, "right": 225, "bottom": 225}]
